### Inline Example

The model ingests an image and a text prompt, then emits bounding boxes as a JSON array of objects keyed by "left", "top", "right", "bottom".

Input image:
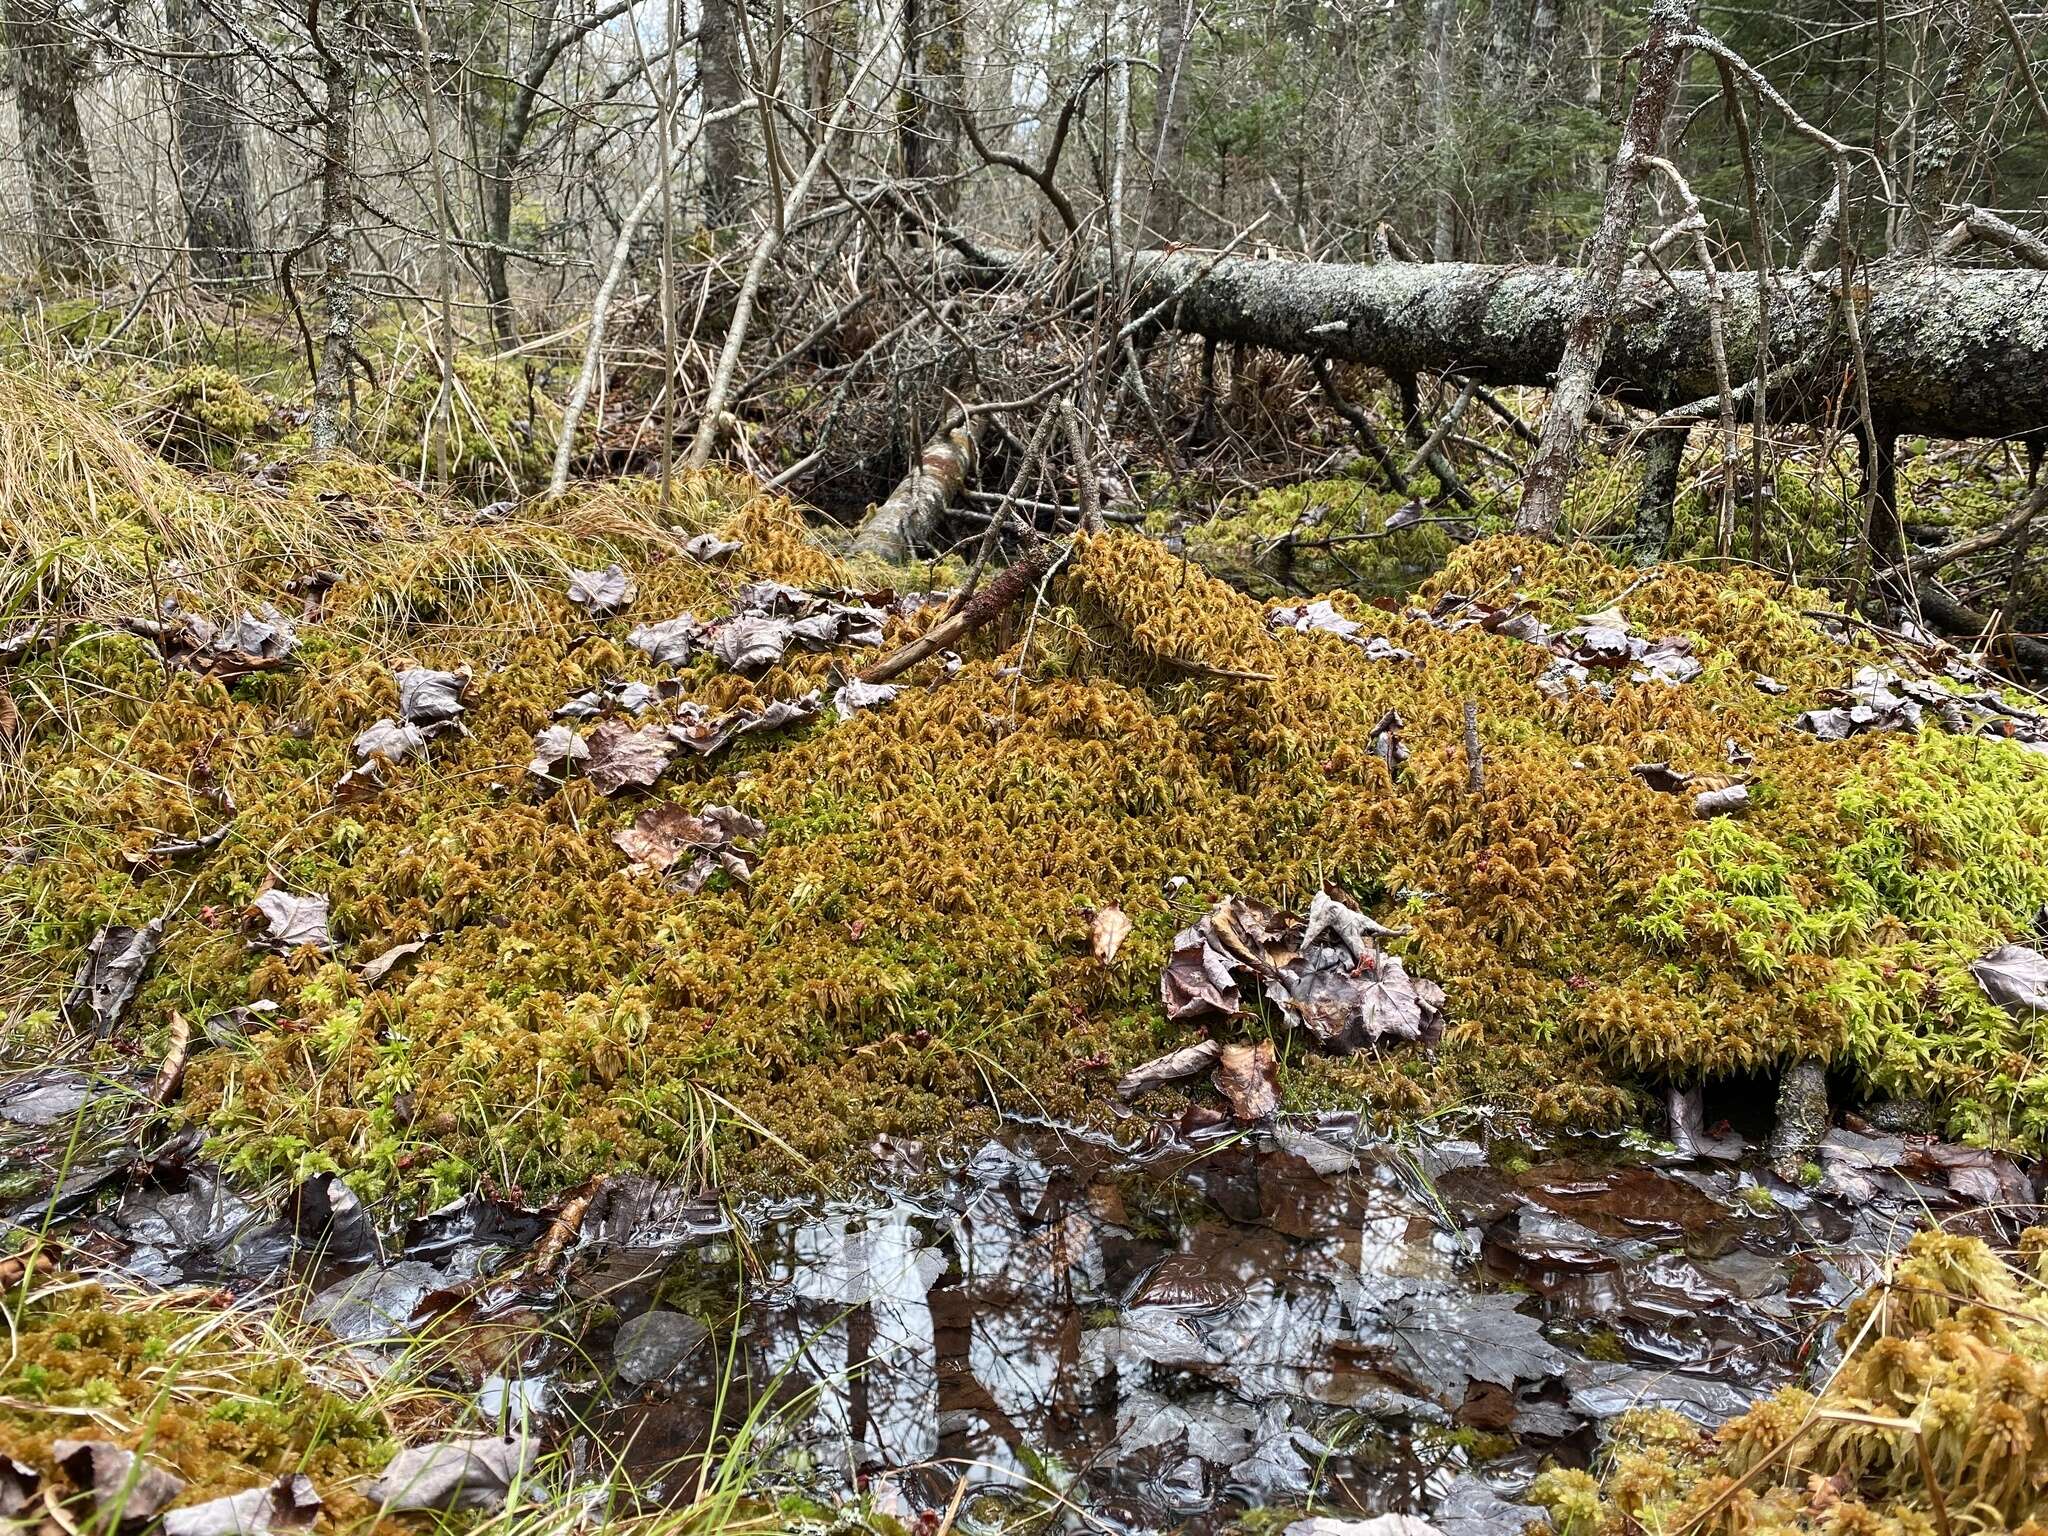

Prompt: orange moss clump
[
  {"left": 1534, "top": 1228, "right": 2048, "bottom": 1536},
  {"left": 10, "top": 479, "right": 2048, "bottom": 1212}
]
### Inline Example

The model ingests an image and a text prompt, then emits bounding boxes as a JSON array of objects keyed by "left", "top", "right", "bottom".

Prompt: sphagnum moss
[
  {"left": 1533, "top": 1228, "right": 2048, "bottom": 1536},
  {"left": 12, "top": 404, "right": 2048, "bottom": 1212},
  {"left": 0, "top": 1277, "right": 393, "bottom": 1525}
]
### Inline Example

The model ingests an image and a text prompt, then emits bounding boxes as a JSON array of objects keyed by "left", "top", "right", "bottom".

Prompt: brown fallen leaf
[
  {"left": 51, "top": 1441, "right": 184, "bottom": 1524},
  {"left": 148, "top": 1012, "right": 191, "bottom": 1106},
  {"left": 585, "top": 720, "right": 676, "bottom": 796},
  {"left": 1211, "top": 1040, "right": 1278, "bottom": 1123},
  {"left": 1089, "top": 905, "right": 1132, "bottom": 963},
  {"left": 1115, "top": 1039, "right": 1223, "bottom": 1099},
  {"left": 613, "top": 804, "right": 736, "bottom": 871},
  {"left": 360, "top": 938, "right": 429, "bottom": 987}
]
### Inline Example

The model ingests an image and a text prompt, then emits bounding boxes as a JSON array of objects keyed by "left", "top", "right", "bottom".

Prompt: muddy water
[
  {"left": 463, "top": 1123, "right": 1931, "bottom": 1533},
  {"left": 36, "top": 1111, "right": 2018, "bottom": 1534}
]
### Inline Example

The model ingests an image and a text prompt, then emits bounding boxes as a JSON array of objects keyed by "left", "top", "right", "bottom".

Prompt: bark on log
[
  {"left": 968, "top": 249, "right": 2048, "bottom": 444},
  {"left": 847, "top": 416, "right": 986, "bottom": 562}
]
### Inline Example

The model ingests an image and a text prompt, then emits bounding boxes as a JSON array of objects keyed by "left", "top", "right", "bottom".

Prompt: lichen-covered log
[{"left": 973, "top": 249, "right": 2048, "bottom": 442}]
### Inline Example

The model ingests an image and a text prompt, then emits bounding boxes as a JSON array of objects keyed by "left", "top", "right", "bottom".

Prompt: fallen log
[
  {"left": 847, "top": 415, "right": 987, "bottom": 562},
  {"left": 965, "top": 248, "right": 2048, "bottom": 443}
]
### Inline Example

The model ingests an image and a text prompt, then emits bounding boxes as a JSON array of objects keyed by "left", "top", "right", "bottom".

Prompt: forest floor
[{"left": 4, "top": 319, "right": 2048, "bottom": 1534}]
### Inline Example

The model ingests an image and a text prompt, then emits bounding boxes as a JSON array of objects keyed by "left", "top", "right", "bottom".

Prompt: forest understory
[{"left": 11, "top": 0, "right": 2048, "bottom": 1528}]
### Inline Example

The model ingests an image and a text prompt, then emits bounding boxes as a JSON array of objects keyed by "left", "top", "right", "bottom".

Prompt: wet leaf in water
[
  {"left": 52, "top": 1440, "right": 185, "bottom": 1523},
  {"left": 613, "top": 1309, "right": 711, "bottom": 1385},
  {"left": 0, "top": 1069, "right": 100, "bottom": 1126},
  {"left": 566, "top": 564, "right": 637, "bottom": 619},
  {"left": 526, "top": 724, "right": 587, "bottom": 782},
  {"left": 1116, "top": 1039, "right": 1223, "bottom": 1099},
  {"left": 1284, "top": 1516, "right": 1445, "bottom": 1536},
  {"left": 1972, "top": 943, "right": 2048, "bottom": 1012},
  {"left": 61, "top": 919, "right": 164, "bottom": 1035},
  {"left": 1374, "top": 1288, "right": 1566, "bottom": 1406},
  {"left": 585, "top": 720, "right": 676, "bottom": 796},
  {"left": 1212, "top": 1040, "right": 1278, "bottom": 1123},
  {"left": 1089, "top": 904, "right": 1132, "bottom": 963},
  {"left": 252, "top": 891, "right": 332, "bottom": 953},
  {"left": 364, "top": 1435, "right": 535, "bottom": 1513},
  {"left": 162, "top": 1475, "right": 321, "bottom": 1536}
]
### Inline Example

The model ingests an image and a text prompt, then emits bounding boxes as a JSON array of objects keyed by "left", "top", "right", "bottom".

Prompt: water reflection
[{"left": 560, "top": 1124, "right": 1901, "bottom": 1532}]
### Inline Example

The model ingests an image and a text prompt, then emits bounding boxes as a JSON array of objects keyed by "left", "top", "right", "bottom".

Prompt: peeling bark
[{"left": 847, "top": 416, "right": 985, "bottom": 562}]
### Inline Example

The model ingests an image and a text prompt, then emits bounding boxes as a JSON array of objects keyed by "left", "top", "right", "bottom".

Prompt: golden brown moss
[
  {"left": 0, "top": 1278, "right": 391, "bottom": 1524},
  {"left": 1532, "top": 1228, "right": 2048, "bottom": 1536},
  {"left": 11, "top": 465, "right": 2048, "bottom": 1209}
]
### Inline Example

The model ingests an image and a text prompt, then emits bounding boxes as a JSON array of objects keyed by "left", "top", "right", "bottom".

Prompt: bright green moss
[{"left": 0, "top": 1280, "right": 392, "bottom": 1522}]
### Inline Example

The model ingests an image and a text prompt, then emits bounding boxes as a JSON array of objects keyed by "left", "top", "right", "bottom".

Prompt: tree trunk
[
  {"left": 478, "top": 0, "right": 635, "bottom": 344},
  {"left": 899, "top": 0, "right": 964, "bottom": 218},
  {"left": 1515, "top": 0, "right": 1697, "bottom": 538},
  {"left": 1632, "top": 428, "right": 1688, "bottom": 565},
  {"left": 1903, "top": 0, "right": 1994, "bottom": 254},
  {"left": 847, "top": 416, "right": 985, "bottom": 562},
  {"left": 309, "top": 18, "right": 357, "bottom": 461},
  {"left": 1423, "top": 0, "right": 1459, "bottom": 261},
  {"left": 699, "top": 0, "right": 747, "bottom": 227},
  {"left": 166, "top": 0, "right": 255, "bottom": 283},
  {"left": 1141, "top": 0, "right": 1193, "bottom": 244},
  {"left": 1, "top": 0, "right": 109, "bottom": 278},
  {"left": 956, "top": 245, "right": 2048, "bottom": 444}
]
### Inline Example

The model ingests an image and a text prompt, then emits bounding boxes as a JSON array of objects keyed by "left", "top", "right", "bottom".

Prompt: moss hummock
[
  {"left": 0, "top": 1278, "right": 391, "bottom": 1523},
  {"left": 9, "top": 393, "right": 2048, "bottom": 1213}
]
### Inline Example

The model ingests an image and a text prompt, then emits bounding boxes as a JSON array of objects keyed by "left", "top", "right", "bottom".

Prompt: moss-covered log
[{"left": 982, "top": 250, "right": 2048, "bottom": 442}]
